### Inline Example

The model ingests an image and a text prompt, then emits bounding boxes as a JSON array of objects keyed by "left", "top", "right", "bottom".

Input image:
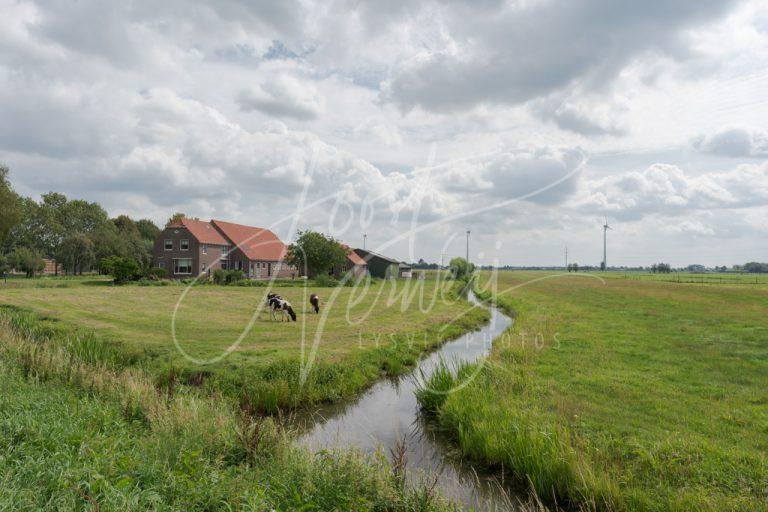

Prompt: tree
[
  {"left": 449, "top": 257, "right": 475, "bottom": 280},
  {"left": 9, "top": 247, "right": 45, "bottom": 278},
  {"left": 166, "top": 212, "right": 199, "bottom": 226},
  {"left": 0, "top": 254, "right": 9, "bottom": 278},
  {"left": 112, "top": 216, "right": 152, "bottom": 270},
  {"left": 135, "top": 219, "right": 160, "bottom": 241},
  {"left": 743, "top": 262, "right": 768, "bottom": 273},
  {"left": 60, "top": 199, "right": 109, "bottom": 235},
  {"left": 89, "top": 222, "right": 126, "bottom": 263},
  {"left": 56, "top": 233, "right": 95, "bottom": 275},
  {"left": 0, "top": 165, "right": 21, "bottom": 245},
  {"left": 100, "top": 256, "right": 140, "bottom": 284},
  {"left": 286, "top": 230, "right": 348, "bottom": 277}
]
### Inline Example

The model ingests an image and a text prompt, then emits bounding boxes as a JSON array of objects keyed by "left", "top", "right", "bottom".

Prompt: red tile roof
[
  {"left": 169, "top": 218, "right": 229, "bottom": 245},
  {"left": 341, "top": 244, "right": 367, "bottom": 266},
  {"left": 211, "top": 219, "right": 286, "bottom": 261}
]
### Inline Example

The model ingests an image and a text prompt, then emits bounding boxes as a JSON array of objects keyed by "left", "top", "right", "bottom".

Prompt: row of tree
[
  {"left": 0, "top": 166, "right": 160, "bottom": 278},
  {"left": 651, "top": 263, "right": 672, "bottom": 273}
]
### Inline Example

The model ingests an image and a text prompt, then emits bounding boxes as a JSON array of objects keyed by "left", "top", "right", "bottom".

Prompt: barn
[{"left": 353, "top": 249, "right": 401, "bottom": 279}]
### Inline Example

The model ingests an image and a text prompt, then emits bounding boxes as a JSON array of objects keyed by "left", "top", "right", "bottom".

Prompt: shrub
[
  {"left": 226, "top": 269, "right": 245, "bottom": 284},
  {"left": 313, "top": 274, "right": 339, "bottom": 287},
  {"left": 99, "top": 256, "right": 141, "bottom": 284},
  {"left": 212, "top": 268, "right": 226, "bottom": 285},
  {"left": 146, "top": 267, "right": 167, "bottom": 280}
]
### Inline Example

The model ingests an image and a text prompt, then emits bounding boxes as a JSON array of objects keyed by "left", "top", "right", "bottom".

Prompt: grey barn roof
[{"left": 353, "top": 248, "right": 400, "bottom": 264}]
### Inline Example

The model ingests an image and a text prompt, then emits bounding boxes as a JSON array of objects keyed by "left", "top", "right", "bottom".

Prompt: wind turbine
[{"left": 602, "top": 215, "right": 612, "bottom": 270}]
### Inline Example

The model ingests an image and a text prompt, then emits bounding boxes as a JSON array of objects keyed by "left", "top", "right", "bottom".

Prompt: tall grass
[{"left": 414, "top": 357, "right": 477, "bottom": 413}]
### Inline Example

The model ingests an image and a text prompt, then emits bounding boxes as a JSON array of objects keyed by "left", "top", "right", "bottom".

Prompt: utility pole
[
  {"left": 565, "top": 246, "right": 568, "bottom": 269},
  {"left": 363, "top": 233, "right": 367, "bottom": 250},
  {"left": 466, "top": 230, "right": 470, "bottom": 263}
]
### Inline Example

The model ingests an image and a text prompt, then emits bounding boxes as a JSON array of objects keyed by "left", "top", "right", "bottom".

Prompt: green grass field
[
  {"left": 421, "top": 271, "right": 768, "bottom": 511},
  {"left": 0, "top": 329, "right": 455, "bottom": 511},
  {"left": 0, "top": 277, "right": 488, "bottom": 411}
]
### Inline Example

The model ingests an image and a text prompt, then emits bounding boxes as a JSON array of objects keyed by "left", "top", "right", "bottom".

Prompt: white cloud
[
  {"left": 576, "top": 161, "right": 768, "bottom": 221},
  {"left": 691, "top": 127, "right": 768, "bottom": 157}
]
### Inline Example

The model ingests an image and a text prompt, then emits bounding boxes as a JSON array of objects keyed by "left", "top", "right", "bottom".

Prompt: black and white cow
[{"left": 267, "top": 293, "right": 296, "bottom": 321}]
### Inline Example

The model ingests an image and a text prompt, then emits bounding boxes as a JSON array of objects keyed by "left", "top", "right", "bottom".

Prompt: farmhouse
[{"left": 153, "top": 218, "right": 297, "bottom": 279}]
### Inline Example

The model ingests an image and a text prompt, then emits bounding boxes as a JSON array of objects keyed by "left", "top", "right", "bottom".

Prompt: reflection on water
[{"left": 292, "top": 292, "right": 523, "bottom": 511}]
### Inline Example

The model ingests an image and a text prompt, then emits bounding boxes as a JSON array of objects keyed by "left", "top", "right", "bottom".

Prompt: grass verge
[{"left": 417, "top": 271, "right": 768, "bottom": 512}]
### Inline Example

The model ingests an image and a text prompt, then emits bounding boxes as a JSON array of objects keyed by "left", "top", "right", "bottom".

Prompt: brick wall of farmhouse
[{"left": 153, "top": 227, "right": 199, "bottom": 278}]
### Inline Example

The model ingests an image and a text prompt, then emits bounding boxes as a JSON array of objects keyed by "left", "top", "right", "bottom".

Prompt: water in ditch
[{"left": 292, "top": 292, "right": 523, "bottom": 511}]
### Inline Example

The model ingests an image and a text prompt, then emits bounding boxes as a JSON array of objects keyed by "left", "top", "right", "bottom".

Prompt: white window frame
[
  {"left": 173, "top": 258, "right": 193, "bottom": 275},
  {"left": 158, "top": 261, "right": 165, "bottom": 269},
  {"left": 201, "top": 244, "right": 207, "bottom": 254},
  {"left": 164, "top": 239, "right": 173, "bottom": 251},
  {"left": 180, "top": 239, "right": 189, "bottom": 251}
]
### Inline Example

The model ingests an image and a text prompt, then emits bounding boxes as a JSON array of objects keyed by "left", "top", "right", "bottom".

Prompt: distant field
[
  {"left": 0, "top": 277, "right": 487, "bottom": 410},
  {"left": 427, "top": 270, "right": 768, "bottom": 511},
  {"left": 605, "top": 271, "right": 768, "bottom": 286}
]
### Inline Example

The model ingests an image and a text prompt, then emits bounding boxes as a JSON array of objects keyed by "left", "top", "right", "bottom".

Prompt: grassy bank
[
  {"left": 0, "top": 314, "right": 459, "bottom": 511},
  {"left": 419, "top": 271, "right": 768, "bottom": 511},
  {"left": 0, "top": 277, "right": 488, "bottom": 412}
]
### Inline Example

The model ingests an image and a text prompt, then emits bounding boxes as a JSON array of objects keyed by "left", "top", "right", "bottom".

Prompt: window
[
  {"left": 174, "top": 258, "right": 192, "bottom": 275},
  {"left": 180, "top": 239, "right": 189, "bottom": 251},
  {"left": 201, "top": 263, "right": 206, "bottom": 272},
  {"left": 201, "top": 244, "right": 207, "bottom": 254},
  {"left": 158, "top": 262, "right": 165, "bottom": 269},
  {"left": 164, "top": 239, "right": 173, "bottom": 251},
  {"left": 221, "top": 260, "right": 228, "bottom": 270},
  {"left": 234, "top": 260, "right": 242, "bottom": 271}
]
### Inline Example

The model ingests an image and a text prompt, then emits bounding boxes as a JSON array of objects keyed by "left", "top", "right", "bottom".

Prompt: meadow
[
  {"left": 420, "top": 271, "right": 768, "bottom": 511},
  {"left": 0, "top": 276, "right": 488, "bottom": 412},
  {"left": 0, "top": 318, "right": 459, "bottom": 511}
]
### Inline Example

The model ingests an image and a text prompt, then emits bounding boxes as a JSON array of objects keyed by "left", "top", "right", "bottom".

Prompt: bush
[
  {"left": 146, "top": 267, "right": 167, "bottom": 280},
  {"left": 212, "top": 268, "right": 226, "bottom": 285},
  {"left": 313, "top": 274, "right": 339, "bottom": 287},
  {"left": 226, "top": 269, "right": 245, "bottom": 284},
  {"left": 99, "top": 256, "right": 141, "bottom": 284}
]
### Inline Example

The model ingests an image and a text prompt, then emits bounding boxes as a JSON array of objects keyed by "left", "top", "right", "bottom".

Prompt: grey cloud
[
  {"left": 237, "top": 75, "right": 324, "bottom": 120},
  {"left": 435, "top": 146, "right": 587, "bottom": 206},
  {"left": 381, "top": 0, "right": 738, "bottom": 112},
  {"left": 532, "top": 96, "right": 626, "bottom": 136},
  {"left": 691, "top": 127, "right": 768, "bottom": 157}
]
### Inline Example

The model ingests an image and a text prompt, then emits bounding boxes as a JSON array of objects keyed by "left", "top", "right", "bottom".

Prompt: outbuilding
[{"left": 353, "top": 248, "right": 401, "bottom": 279}]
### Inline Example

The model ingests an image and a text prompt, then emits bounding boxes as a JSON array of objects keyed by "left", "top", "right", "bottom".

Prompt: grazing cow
[
  {"left": 268, "top": 295, "right": 296, "bottom": 322},
  {"left": 266, "top": 293, "right": 282, "bottom": 320},
  {"left": 309, "top": 294, "right": 320, "bottom": 314}
]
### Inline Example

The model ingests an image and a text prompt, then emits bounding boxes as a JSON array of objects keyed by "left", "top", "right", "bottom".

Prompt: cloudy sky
[{"left": 2, "top": 0, "right": 767, "bottom": 267}]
